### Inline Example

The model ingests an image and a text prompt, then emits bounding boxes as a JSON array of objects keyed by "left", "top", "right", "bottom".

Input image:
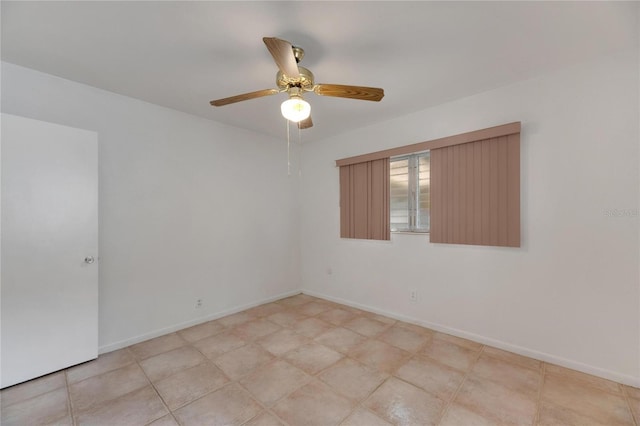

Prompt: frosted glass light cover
[{"left": 281, "top": 98, "right": 311, "bottom": 122}]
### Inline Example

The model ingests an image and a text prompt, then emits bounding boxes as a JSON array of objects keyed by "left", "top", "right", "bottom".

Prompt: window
[
  {"left": 390, "top": 152, "right": 430, "bottom": 233},
  {"left": 337, "top": 122, "right": 520, "bottom": 246}
]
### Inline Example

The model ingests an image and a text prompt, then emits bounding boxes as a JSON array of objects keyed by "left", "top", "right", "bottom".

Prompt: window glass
[
  {"left": 390, "top": 157, "right": 410, "bottom": 231},
  {"left": 417, "top": 152, "right": 430, "bottom": 231},
  {"left": 390, "top": 152, "right": 429, "bottom": 233}
]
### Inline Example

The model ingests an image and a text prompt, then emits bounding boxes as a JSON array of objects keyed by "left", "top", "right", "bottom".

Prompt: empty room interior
[{"left": 1, "top": 1, "right": 640, "bottom": 425}]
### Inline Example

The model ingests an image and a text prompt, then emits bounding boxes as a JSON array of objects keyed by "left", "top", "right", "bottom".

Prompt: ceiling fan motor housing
[{"left": 276, "top": 66, "right": 315, "bottom": 91}]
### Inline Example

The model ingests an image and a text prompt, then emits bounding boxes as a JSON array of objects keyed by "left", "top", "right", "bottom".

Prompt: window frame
[{"left": 390, "top": 151, "right": 430, "bottom": 234}]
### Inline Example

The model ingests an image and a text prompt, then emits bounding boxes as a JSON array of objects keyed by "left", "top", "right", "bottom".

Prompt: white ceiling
[{"left": 2, "top": 1, "right": 637, "bottom": 142}]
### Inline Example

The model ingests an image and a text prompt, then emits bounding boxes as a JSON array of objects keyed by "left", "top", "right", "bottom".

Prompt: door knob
[{"left": 84, "top": 256, "right": 95, "bottom": 264}]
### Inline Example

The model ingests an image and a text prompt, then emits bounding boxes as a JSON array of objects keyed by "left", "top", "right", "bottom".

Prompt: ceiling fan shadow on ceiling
[{"left": 210, "top": 37, "right": 385, "bottom": 130}]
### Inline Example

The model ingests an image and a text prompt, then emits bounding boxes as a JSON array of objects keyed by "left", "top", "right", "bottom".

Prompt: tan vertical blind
[
  {"left": 339, "top": 158, "right": 390, "bottom": 240},
  {"left": 430, "top": 133, "right": 520, "bottom": 247}
]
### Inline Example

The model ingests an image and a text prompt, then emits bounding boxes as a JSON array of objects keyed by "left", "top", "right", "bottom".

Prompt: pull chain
[
  {"left": 298, "top": 122, "right": 302, "bottom": 176},
  {"left": 287, "top": 119, "right": 291, "bottom": 176}
]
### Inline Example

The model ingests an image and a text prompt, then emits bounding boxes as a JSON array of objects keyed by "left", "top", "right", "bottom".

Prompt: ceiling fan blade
[
  {"left": 210, "top": 89, "right": 280, "bottom": 107},
  {"left": 263, "top": 37, "right": 300, "bottom": 78},
  {"left": 314, "top": 84, "right": 384, "bottom": 102},
  {"left": 298, "top": 115, "right": 313, "bottom": 129}
]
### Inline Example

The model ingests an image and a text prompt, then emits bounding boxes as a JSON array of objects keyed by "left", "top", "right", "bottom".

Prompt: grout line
[
  {"left": 66, "top": 348, "right": 139, "bottom": 388},
  {"left": 434, "top": 344, "right": 485, "bottom": 425},
  {"left": 267, "top": 409, "right": 292, "bottom": 426},
  {"left": 235, "top": 379, "right": 285, "bottom": 426},
  {"left": 63, "top": 370, "right": 77, "bottom": 426},
  {"left": 345, "top": 404, "right": 392, "bottom": 426},
  {"left": 135, "top": 354, "right": 176, "bottom": 426},
  {"left": 533, "top": 362, "right": 546, "bottom": 426},
  {"left": 157, "top": 359, "right": 232, "bottom": 413},
  {"left": 129, "top": 333, "right": 190, "bottom": 364},
  {"left": 621, "top": 385, "right": 639, "bottom": 426}
]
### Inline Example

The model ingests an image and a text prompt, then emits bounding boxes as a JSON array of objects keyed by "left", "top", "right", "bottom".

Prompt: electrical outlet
[
  {"left": 195, "top": 299, "right": 203, "bottom": 309},
  {"left": 410, "top": 289, "right": 418, "bottom": 302}
]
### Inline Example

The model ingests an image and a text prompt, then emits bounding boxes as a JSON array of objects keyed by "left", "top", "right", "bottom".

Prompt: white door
[{"left": 1, "top": 114, "right": 98, "bottom": 388}]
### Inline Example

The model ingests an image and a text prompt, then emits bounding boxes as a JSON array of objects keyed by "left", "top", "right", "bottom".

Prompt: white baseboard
[
  {"left": 98, "top": 289, "right": 301, "bottom": 354},
  {"left": 302, "top": 289, "right": 640, "bottom": 388}
]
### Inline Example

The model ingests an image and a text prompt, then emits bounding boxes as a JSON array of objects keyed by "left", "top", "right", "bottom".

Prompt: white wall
[
  {"left": 1, "top": 62, "right": 301, "bottom": 352},
  {"left": 300, "top": 49, "right": 640, "bottom": 386}
]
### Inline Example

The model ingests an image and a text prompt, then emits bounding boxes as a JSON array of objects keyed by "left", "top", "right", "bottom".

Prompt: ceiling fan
[{"left": 210, "top": 37, "right": 385, "bottom": 129}]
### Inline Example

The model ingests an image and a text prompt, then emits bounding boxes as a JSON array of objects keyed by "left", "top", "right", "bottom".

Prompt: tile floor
[{"left": 2, "top": 294, "right": 639, "bottom": 426}]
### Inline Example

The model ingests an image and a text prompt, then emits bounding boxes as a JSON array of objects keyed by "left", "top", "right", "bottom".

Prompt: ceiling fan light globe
[{"left": 281, "top": 98, "right": 311, "bottom": 122}]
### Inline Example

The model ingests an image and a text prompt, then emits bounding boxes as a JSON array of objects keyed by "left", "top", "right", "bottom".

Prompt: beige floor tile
[
  {"left": 49, "top": 415, "right": 74, "bottom": 425},
  {"left": 75, "top": 386, "right": 167, "bottom": 426},
  {"left": 276, "top": 294, "right": 315, "bottom": 307},
  {"left": 316, "top": 300, "right": 345, "bottom": 310},
  {"left": 129, "top": 333, "right": 186, "bottom": 360},
  {"left": 66, "top": 349, "right": 135, "bottom": 385},
  {"left": 341, "top": 307, "right": 370, "bottom": 316},
  {"left": 538, "top": 400, "right": 619, "bottom": 426},
  {"left": 627, "top": 396, "right": 640, "bottom": 423},
  {"left": 541, "top": 374, "right": 634, "bottom": 425},
  {"left": 317, "top": 308, "right": 357, "bottom": 325},
  {"left": 314, "top": 327, "right": 367, "bottom": 354},
  {"left": 148, "top": 414, "right": 180, "bottom": 426},
  {"left": 395, "top": 321, "right": 435, "bottom": 336},
  {"left": 217, "top": 311, "right": 255, "bottom": 327},
  {"left": 341, "top": 407, "right": 392, "bottom": 426},
  {"left": 240, "top": 359, "right": 311, "bottom": 406},
  {"left": 378, "top": 325, "right": 430, "bottom": 352},
  {"left": 1, "top": 387, "right": 69, "bottom": 426},
  {"left": 395, "top": 356, "right": 465, "bottom": 401},
  {"left": 266, "top": 311, "right": 307, "bottom": 328},
  {"left": 232, "top": 318, "right": 282, "bottom": 340},
  {"left": 174, "top": 383, "right": 262, "bottom": 426},
  {"left": 244, "top": 411, "right": 285, "bottom": 426},
  {"left": 272, "top": 380, "right": 355, "bottom": 426},
  {"left": 1, "top": 371, "right": 66, "bottom": 407},
  {"left": 318, "top": 358, "right": 386, "bottom": 401},
  {"left": 295, "top": 301, "right": 333, "bottom": 316},
  {"left": 291, "top": 317, "right": 335, "bottom": 338},
  {"left": 192, "top": 329, "right": 247, "bottom": 359},
  {"left": 454, "top": 374, "right": 538, "bottom": 425},
  {"left": 545, "top": 363, "right": 622, "bottom": 394},
  {"left": 343, "top": 317, "right": 390, "bottom": 337},
  {"left": 177, "top": 319, "right": 226, "bottom": 343},
  {"left": 364, "top": 312, "right": 397, "bottom": 325},
  {"left": 365, "top": 377, "right": 445, "bottom": 426},
  {"left": 257, "top": 328, "right": 310, "bottom": 356},
  {"left": 154, "top": 362, "right": 229, "bottom": 410},
  {"left": 482, "top": 346, "right": 542, "bottom": 371},
  {"left": 439, "top": 403, "right": 496, "bottom": 426},
  {"left": 214, "top": 343, "right": 274, "bottom": 379},
  {"left": 283, "top": 342, "right": 344, "bottom": 375},
  {"left": 624, "top": 385, "right": 640, "bottom": 400},
  {"left": 69, "top": 363, "right": 149, "bottom": 412},
  {"left": 434, "top": 331, "right": 484, "bottom": 350},
  {"left": 244, "top": 302, "right": 285, "bottom": 318},
  {"left": 421, "top": 336, "right": 481, "bottom": 372},
  {"left": 140, "top": 346, "right": 206, "bottom": 382},
  {"left": 348, "top": 339, "right": 409, "bottom": 374},
  {"left": 471, "top": 353, "right": 541, "bottom": 396}
]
